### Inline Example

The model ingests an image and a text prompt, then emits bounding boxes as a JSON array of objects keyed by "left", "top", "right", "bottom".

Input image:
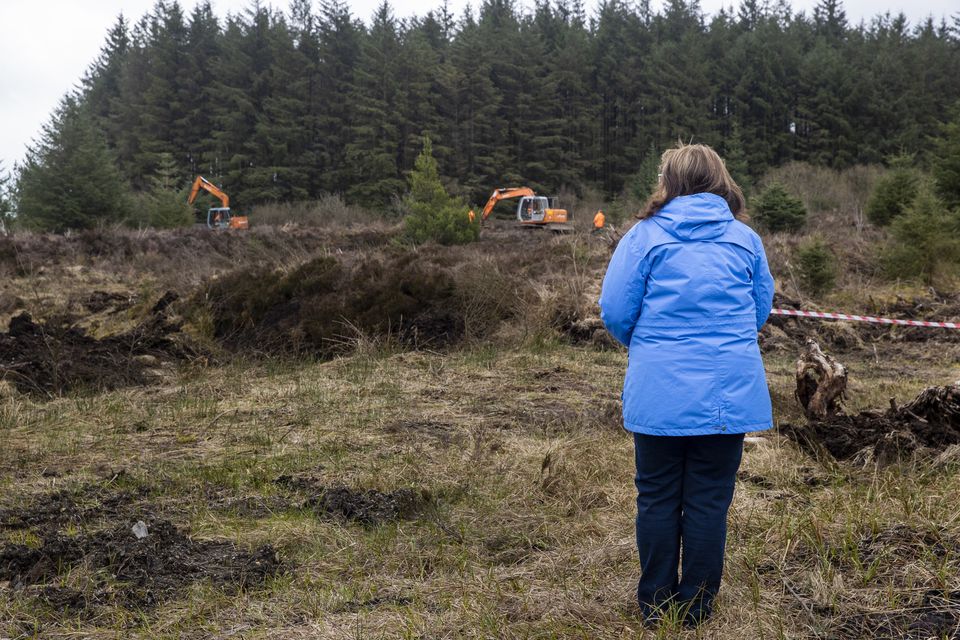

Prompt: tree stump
[{"left": 795, "top": 339, "right": 847, "bottom": 420}]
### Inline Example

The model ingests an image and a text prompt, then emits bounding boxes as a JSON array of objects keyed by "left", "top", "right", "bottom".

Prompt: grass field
[
  {"left": 2, "top": 222, "right": 960, "bottom": 639},
  {"left": 2, "top": 333, "right": 959, "bottom": 639}
]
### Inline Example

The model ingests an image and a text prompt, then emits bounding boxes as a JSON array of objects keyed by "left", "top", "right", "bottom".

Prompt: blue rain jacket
[{"left": 599, "top": 193, "right": 775, "bottom": 436}]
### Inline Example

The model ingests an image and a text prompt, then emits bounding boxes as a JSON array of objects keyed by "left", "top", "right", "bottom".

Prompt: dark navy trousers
[{"left": 633, "top": 432, "right": 744, "bottom": 623}]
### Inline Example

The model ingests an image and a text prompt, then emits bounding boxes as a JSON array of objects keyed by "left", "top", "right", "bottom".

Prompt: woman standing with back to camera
[{"left": 599, "top": 144, "right": 775, "bottom": 627}]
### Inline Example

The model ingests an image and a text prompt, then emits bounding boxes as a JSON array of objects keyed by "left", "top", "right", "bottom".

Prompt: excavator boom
[
  {"left": 188, "top": 176, "right": 229, "bottom": 208},
  {"left": 480, "top": 187, "right": 535, "bottom": 221}
]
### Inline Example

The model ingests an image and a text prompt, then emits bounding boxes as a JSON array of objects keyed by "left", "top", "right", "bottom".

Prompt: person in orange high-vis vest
[
  {"left": 468, "top": 209, "right": 476, "bottom": 223},
  {"left": 593, "top": 210, "right": 605, "bottom": 233}
]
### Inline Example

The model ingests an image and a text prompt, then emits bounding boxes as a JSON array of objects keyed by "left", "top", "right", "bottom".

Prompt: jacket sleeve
[
  {"left": 752, "top": 239, "right": 775, "bottom": 331},
  {"left": 599, "top": 231, "right": 649, "bottom": 347}
]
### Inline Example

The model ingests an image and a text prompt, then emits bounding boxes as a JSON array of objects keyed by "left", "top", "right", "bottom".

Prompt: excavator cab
[
  {"left": 517, "top": 196, "right": 549, "bottom": 222},
  {"left": 207, "top": 207, "right": 231, "bottom": 229},
  {"left": 206, "top": 208, "right": 248, "bottom": 229}
]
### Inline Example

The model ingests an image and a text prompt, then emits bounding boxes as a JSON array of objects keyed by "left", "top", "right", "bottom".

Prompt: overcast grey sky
[{"left": 0, "top": 0, "right": 956, "bottom": 174}]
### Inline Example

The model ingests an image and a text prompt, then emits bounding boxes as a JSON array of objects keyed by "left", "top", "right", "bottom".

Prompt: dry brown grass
[
  {"left": 2, "top": 218, "right": 960, "bottom": 638},
  {"left": 1, "top": 334, "right": 959, "bottom": 638},
  {"left": 250, "top": 194, "right": 384, "bottom": 228}
]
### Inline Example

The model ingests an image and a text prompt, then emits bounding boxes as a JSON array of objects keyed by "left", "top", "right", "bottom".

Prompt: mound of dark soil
[
  {"left": 276, "top": 476, "right": 431, "bottom": 526},
  {"left": 0, "top": 484, "right": 280, "bottom": 609},
  {"left": 0, "top": 296, "right": 199, "bottom": 395},
  {"left": 781, "top": 385, "right": 960, "bottom": 464},
  {"left": 309, "top": 487, "right": 429, "bottom": 525},
  {"left": 0, "top": 484, "right": 149, "bottom": 530},
  {"left": 0, "top": 519, "right": 279, "bottom": 607}
]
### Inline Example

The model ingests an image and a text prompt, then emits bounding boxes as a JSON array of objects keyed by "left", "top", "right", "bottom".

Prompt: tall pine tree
[{"left": 17, "top": 95, "right": 133, "bottom": 231}]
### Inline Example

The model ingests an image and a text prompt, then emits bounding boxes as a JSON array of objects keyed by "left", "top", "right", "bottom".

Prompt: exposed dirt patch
[
  {"left": 204, "top": 488, "right": 293, "bottom": 519},
  {"left": 0, "top": 294, "right": 201, "bottom": 395},
  {"left": 80, "top": 290, "right": 136, "bottom": 314},
  {"left": 0, "top": 484, "right": 150, "bottom": 530},
  {"left": 309, "top": 487, "right": 429, "bottom": 525},
  {"left": 0, "top": 483, "right": 281, "bottom": 609},
  {"left": 781, "top": 385, "right": 960, "bottom": 464},
  {"left": 858, "top": 525, "right": 960, "bottom": 563},
  {"left": 383, "top": 419, "right": 463, "bottom": 447},
  {"left": 0, "top": 518, "right": 279, "bottom": 607},
  {"left": 832, "top": 590, "right": 960, "bottom": 639},
  {"left": 276, "top": 475, "right": 432, "bottom": 526}
]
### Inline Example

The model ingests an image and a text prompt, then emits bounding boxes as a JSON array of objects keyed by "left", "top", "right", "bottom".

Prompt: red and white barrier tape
[{"left": 771, "top": 308, "right": 960, "bottom": 330}]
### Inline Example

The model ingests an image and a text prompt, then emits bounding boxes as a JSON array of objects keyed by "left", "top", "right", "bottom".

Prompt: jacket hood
[{"left": 652, "top": 193, "right": 733, "bottom": 241}]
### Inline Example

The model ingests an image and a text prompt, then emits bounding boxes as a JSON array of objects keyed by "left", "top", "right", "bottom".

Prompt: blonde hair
[{"left": 639, "top": 143, "right": 746, "bottom": 220}]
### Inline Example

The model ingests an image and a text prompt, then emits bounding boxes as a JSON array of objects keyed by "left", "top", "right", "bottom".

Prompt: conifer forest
[{"left": 15, "top": 0, "right": 960, "bottom": 214}]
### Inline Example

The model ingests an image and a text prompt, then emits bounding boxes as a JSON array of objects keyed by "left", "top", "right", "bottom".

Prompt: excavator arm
[
  {"left": 480, "top": 187, "right": 535, "bottom": 221},
  {"left": 188, "top": 176, "right": 229, "bottom": 208}
]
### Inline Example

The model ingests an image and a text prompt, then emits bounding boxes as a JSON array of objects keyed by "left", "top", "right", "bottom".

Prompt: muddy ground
[
  {"left": 0, "top": 482, "right": 280, "bottom": 611},
  {"left": 0, "top": 470, "right": 439, "bottom": 620},
  {"left": 0, "top": 292, "right": 200, "bottom": 395},
  {"left": 4, "top": 226, "right": 957, "bottom": 400},
  {"left": 0, "top": 520, "right": 279, "bottom": 609},
  {"left": 1, "top": 228, "right": 608, "bottom": 395},
  {"left": 277, "top": 474, "right": 433, "bottom": 526}
]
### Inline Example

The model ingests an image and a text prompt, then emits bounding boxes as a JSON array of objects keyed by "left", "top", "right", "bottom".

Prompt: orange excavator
[
  {"left": 187, "top": 176, "right": 249, "bottom": 229},
  {"left": 475, "top": 187, "right": 571, "bottom": 231}
]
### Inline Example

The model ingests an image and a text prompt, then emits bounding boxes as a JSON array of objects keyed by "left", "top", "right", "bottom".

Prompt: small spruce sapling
[
  {"left": 866, "top": 155, "right": 920, "bottom": 226},
  {"left": 404, "top": 137, "right": 478, "bottom": 245},
  {"left": 752, "top": 182, "right": 807, "bottom": 232}
]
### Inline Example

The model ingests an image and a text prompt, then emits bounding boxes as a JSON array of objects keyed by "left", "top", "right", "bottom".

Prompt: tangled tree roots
[{"left": 782, "top": 341, "right": 960, "bottom": 464}]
